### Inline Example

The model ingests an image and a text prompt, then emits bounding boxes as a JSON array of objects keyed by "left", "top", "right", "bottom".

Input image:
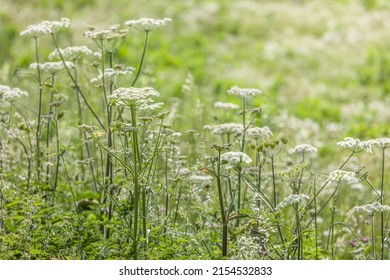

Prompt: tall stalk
[
  {"left": 33, "top": 37, "right": 43, "bottom": 182},
  {"left": 215, "top": 150, "right": 228, "bottom": 257}
]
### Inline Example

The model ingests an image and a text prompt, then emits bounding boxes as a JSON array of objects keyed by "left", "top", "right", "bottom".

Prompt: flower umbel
[
  {"left": 220, "top": 151, "right": 252, "bottom": 168},
  {"left": 20, "top": 18, "right": 70, "bottom": 38},
  {"left": 276, "top": 194, "right": 310, "bottom": 210},
  {"left": 227, "top": 85, "right": 262, "bottom": 97},
  {"left": 0, "top": 85, "right": 28, "bottom": 102},
  {"left": 124, "top": 17, "right": 172, "bottom": 32},
  {"left": 290, "top": 144, "right": 318, "bottom": 154},
  {"left": 353, "top": 202, "right": 390, "bottom": 216},
  {"left": 337, "top": 137, "right": 372, "bottom": 153},
  {"left": 108, "top": 87, "right": 159, "bottom": 107},
  {"left": 328, "top": 170, "right": 359, "bottom": 184},
  {"left": 30, "top": 61, "right": 75, "bottom": 74}
]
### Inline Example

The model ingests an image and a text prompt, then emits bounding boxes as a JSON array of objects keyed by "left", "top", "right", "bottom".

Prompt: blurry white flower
[
  {"left": 227, "top": 85, "right": 261, "bottom": 97},
  {"left": 337, "top": 137, "right": 372, "bottom": 153},
  {"left": 214, "top": 101, "right": 239, "bottom": 109},
  {"left": 328, "top": 170, "right": 359, "bottom": 184},
  {"left": 48, "top": 46, "right": 94, "bottom": 61},
  {"left": 20, "top": 18, "right": 70, "bottom": 38},
  {"left": 0, "top": 85, "right": 28, "bottom": 102},
  {"left": 30, "top": 61, "right": 74, "bottom": 74},
  {"left": 369, "top": 138, "right": 390, "bottom": 149},
  {"left": 290, "top": 144, "right": 318, "bottom": 154},
  {"left": 211, "top": 123, "right": 243, "bottom": 136},
  {"left": 84, "top": 25, "right": 128, "bottom": 41},
  {"left": 353, "top": 202, "right": 390, "bottom": 216},
  {"left": 220, "top": 151, "right": 252, "bottom": 168},
  {"left": 125, "top": 17, "right": 172, "bottom": 32},
  {"left": 108, "top": 87, "right": 159, "bottom": 107},
  {"left": 246, "top": 126, "right": 273, "bottom": 140},
  {"left": 276, "top": 194, "right": 310, "bottom": 210},
  {"left": 90, "top": 67, "right": 134, "bottom": 86}
]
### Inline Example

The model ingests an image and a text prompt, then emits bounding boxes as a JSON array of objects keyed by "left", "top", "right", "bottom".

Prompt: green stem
[
  {"left": 216, "top": 151, "right": 227, "bottom": 257},
  {"left": 380, "top": 148, "right": 385, "bottom": 260},
  {"left": 34, "top": 37, "right": 43, "bottom": 182},
  {"left": 131, "top": 31, "right": 149, "bottom": 87}
]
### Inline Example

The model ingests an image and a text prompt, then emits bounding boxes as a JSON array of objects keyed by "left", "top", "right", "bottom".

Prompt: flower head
[
  {"left": 246, "top": 126, "right": 273, "bottom": 140},
  {"left": 369, "top": 138, "right": 390, "bottom": 150},
  {"left": 328, "top": 170, "right": 359, "bottom": 184},
  {"left": 353, "top": 202, "right": 390, "bottom": 216},
  {"left": 220, "top": 151, "right": 252, "bottom": 168},
  {"left": 90, "top": 67, "right": 134, "bottom": 86},
  {"left": 48, "top": 46, "right": 94, "bottom": 61},
  {"left": 337, "top": 137, "right": 372, "bottom": 153},
  {"left": 125, "top": 17, "right": 172, "bottom": 32},
  {"left": 276, "top": 194, "right": 310, "bottom": 210},
  {"left": 211, "top": 123, "right": 243, "bottom": 136},
  {"left": 84, "top": 25, "right": 128, "bottom": 41},
  {"left": 227, "top": 85, "right": 262, "bottom": 97},
  {"left": 30, "top": 61, "right": 75, "bottom": 74},
  {"left": 20, "top": 18, "right": 70, "bottom": 38},
  {"left": 108, "top": 87, "right": 159, "bottom": 107},
  {"left": 0, "top": 85, "right": 28, "bottom": 102},
  {"left": 290, "top": 144, "right": 318, "bottom": 154},
  {"left": 214, "top": 101, "right": 239, "bottom": 109}
]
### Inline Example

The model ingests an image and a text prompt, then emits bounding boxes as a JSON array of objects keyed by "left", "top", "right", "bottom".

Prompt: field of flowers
[{"left": 1, "top": 0, "right": 390, "bottom": 259}]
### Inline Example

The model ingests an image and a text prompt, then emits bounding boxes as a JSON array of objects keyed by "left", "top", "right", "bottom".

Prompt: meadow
[{"left": 1, "top": 0, "right": 390, "bottom": 259}]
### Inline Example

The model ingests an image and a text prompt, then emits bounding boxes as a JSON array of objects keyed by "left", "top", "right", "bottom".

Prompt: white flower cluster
[
  {"left": 20, "top": 18, "right": 70, "bottom": 38},
  {"left": 90, "top": 67, "right": 134, "bottom": 86},
  {"left": 353, "top": 202, "right": 390, "bottom": 216},
  {"left": 369, "top": 138, "right": 390, "bottom": 149},
  {"left": 246, "top": 126, "right": 273, "bottom": 140},
  {"left": 227, "top": 85, "right": 262, "bottom": 97},
  {"left": 125, "top": 17, "right": 172, "bottom": 32},
  {"left": 48, "top": 46, "right": 97, "bottom": 61},
  {"left": 214, "top": 101, "right": 239, "bottom": 109},
  {"left": 328, "top": 170, "right": 359, "bottom": 184},
  {"left": 337, "top": 137, "right": 372, "bottom": 153},
  {"left": 276, "top": 194, "right": 310, "bottom": 210},
  {"left": 108, "top": 87, "right": 159, "bottom": 107},
  {"left": 84, "top": 25, "right": 128, "bottom": 41},
  {"left": 211, "top": 123, "right": 243, "bottom": 136},
  {"left": 0, "top": 85, "right": 28, "bottom": 102},
  {"left": 290, "top": 144, "right": 318, "bottom": 154},
  {"left": 220, "top": 151, "right": 252, "bottom": 168},
  {"left": 30, "top": 61, "right": 75, "bottom": 74},
  {"left": 189, "top": 174, "right": 214, "bottom": 185}
]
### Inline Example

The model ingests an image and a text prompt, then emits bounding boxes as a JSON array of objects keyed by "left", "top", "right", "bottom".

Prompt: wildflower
[
  {"left": 227, "top": 85, "right": 262, "bottom": 97},
  {"left": 29, "top": 61, "right": 75, "bottom": 74},
  {"left": 290, "top": 144, "right": 318, "bottom": 154},
  {"left": 0, "top": 85, "right": 28, "bottom": 102},
  {"left": 20, "top": 18, "right": 70, "bottom": 38},
  {"left": 108, "top": 87, "right": 159, "bottom": 107},
  {"left": 353, "top": 202, "right": 390, "bottom": 216},
  {"left": 124, "top": 17, "right": 172, "bottom": 32},
  {"left": 84, "top": 25, "right": 128, "bottom": 41},
  {"left": 48, "top": 46, "right": 94, "bottom": 61},
  {"left": 337, "top": 137, "right": 372, "bottom": 153},
  {"left": 214, "top": 101, "right": 239, "bottom": 109},
  {"left": 369, "top": 138, "right": 390, "bottom": 149},
  {"left": 189, "top": 174, "right": 214, "bottom": 186},
  {"left": 246, "top": 126, "right": 273, "bottom": 140},
  {"left": 328, "top": 170, "right": 359, "bottom": 184},
  {"left": 278, "top": 161, "right": 310, "bottom": 183},
  {"left": 276, "top": 194, "right": 310, "bottom": 210},
  {"left": 90, "top": 67, "right": 134, "bottom": 86},
  {"left": 220, "top": 151, "right": 252, "bottom": 168},
  {"left": 211, "top": 123, "right": 243, "bottom": 136}
]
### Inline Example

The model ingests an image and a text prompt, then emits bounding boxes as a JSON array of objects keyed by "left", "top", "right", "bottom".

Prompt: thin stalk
[
  {"left": 216, "top": 150, "right": 228, "bottom": 257},
  {"left": 271, "top": 155, "right": 284, "bottom": 245},
  {"left": 52, "top": 104, "right": 60, "bottom": 204},
  {"left": 313, "top": 178, "right": 318, "bottom": 260},
  {"left": 51, "top": 34, "right": 106, "bottom": 131},
  {"left": 33, "top": 37, "right": 43, "bottom": 182},
  {"left": 130, "top": 105, "right": 141, "bottom": 258},
  {"left": 45, "top": 74, "right": 55, "bottom": 186},
  {"left": 131, "top": 31, "right": 149, "bottom": 87},
  {"left": 380, "top": 148, "right": 385, "bottom": 260},
  {"left": 371, "top": 214, "right": 375, "bottom": 259}
]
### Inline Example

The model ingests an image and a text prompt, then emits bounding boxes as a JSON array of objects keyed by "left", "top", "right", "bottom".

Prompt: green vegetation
[{"left": 1, "top": 0, "right": 390, "bottom": 260}]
